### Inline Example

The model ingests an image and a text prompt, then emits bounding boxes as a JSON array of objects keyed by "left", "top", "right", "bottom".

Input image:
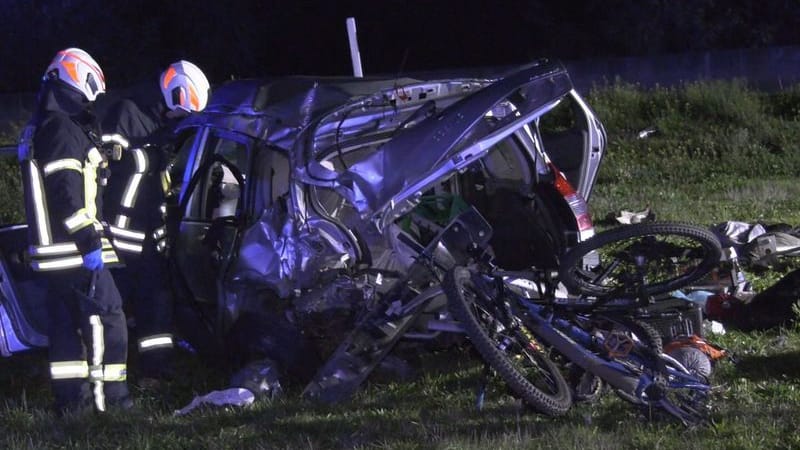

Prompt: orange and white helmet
[
  {"left": 45, "top": 48, "right": 105, "bottom": 102},
  {"left": 159, "top": 60, "right": 210, "bottom": 113}
]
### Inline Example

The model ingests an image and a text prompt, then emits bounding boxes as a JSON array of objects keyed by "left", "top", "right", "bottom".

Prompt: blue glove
[{"left": 82, "top": 248, "right": 104, "bottom": 271}]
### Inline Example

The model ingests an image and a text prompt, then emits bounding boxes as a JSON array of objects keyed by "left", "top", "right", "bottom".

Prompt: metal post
[{"left": 346, "top": 17, "right": 364, "bottom": 78}]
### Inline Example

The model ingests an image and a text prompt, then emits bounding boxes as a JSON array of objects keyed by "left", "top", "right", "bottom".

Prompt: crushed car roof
[
  {"left": 176, "top": 75, "right": 429, "bottom": 150},
  {"left": 175, "top": 60, "right": 569, "bottom": 152}
]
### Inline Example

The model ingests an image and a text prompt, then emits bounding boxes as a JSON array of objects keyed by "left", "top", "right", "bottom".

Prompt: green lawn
[{"left": 2, "top": 332, "right": 800, "bottom": 449}]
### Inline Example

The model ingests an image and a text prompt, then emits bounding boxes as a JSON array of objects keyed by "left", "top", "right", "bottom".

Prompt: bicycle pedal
[{"left": 604, "top": 331, "right": 635, "bottom": 358}]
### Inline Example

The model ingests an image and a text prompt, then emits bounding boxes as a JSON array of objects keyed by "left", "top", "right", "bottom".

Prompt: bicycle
[{"left": 444, "top": 221, "right": 722, "bottom": 426}]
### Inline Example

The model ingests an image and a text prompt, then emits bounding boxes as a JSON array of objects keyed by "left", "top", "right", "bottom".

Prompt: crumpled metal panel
[
  {"left": 335, "top": 61, "right": 573, "bottom": 215},
  {"left": 229, "top": 205, "right": 352, "bottom": 297},
  {"left": 175, "top": 79, "right": 353, "bottom": 150}
]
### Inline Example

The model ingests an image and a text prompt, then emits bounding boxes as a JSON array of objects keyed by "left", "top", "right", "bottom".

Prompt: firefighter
[
  {"left": 101, "top": 60, "right": 210, "bottom": 382},
  {"left": 18, "top": 48, "right": 131, "bottom": 414}
]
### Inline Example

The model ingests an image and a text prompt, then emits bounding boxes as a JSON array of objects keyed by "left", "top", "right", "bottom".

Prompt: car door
[
  {"left": 0, "top": 224, "right": 49, "bottom": 354},
  {"left": 172, "top": 127, "right": 250, "bottom": 304},
  {"left": 537, "top": 90, "right": 606, "bottom": 201}
]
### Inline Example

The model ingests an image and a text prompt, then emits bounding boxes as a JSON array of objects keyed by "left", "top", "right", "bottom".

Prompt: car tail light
[{"left": 549, "top": 163, "right": 594, "bottom": 241}]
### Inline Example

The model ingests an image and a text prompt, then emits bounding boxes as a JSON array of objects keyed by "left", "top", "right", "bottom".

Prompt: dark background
[{"left": 1, "top": 0, "right": 799, "bottom": 93}]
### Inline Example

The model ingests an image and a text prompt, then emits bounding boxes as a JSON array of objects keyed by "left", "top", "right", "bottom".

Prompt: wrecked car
[
  {"left": 165, "top": 60, "right": 606, "bottom": 398},
  {"left": 0, "top": 60, "right": 607, "bottom": 400}
]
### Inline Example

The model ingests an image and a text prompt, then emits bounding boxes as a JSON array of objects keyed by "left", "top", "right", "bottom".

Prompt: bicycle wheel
[
  {"left": 444, "top": 266, "right": 572, "bottom": 416},
  {"left": 559, "top": 222, "right": 722, "bottom": 298}
]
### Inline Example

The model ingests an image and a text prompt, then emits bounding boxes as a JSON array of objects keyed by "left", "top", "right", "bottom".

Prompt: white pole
[{"left": 346, "top": 17, "right": 364, "bottom": 77}]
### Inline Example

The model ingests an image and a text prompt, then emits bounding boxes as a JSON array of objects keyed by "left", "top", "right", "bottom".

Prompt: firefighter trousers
[{"left": 46, "top": 268, "right": 129, "bottom": 413}]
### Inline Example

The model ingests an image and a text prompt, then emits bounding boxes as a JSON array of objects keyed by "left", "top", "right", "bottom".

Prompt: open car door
[{"left": 172, "top": 128, "right": 249, "bottom": 305}]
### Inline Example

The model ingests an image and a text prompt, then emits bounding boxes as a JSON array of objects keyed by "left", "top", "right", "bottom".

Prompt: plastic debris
[
  {"left": 637, "top": 126, "right": 658, "bottom": 139},
  {"left": 615, "top": 208, "right": 655, "bottom": 225},
  {"left": 230, "top": 359, "right": 283, "bottom": 400},
  {"left": 174, "top": 387, "right": 255, "bottom": 416},
  {"left": 704, "top": 320, "right": 726, "bottom": 335},
  {"left": 672, "top": 289, "right": 715, "bottom": 307}
]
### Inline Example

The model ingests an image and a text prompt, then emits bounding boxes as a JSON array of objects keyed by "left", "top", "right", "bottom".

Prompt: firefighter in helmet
[
  {"left": 18, "top": 48, "right": 131, "bottom": 414},
  {"left": 101, "top": 60, "right": 210, "bottom": 382}
]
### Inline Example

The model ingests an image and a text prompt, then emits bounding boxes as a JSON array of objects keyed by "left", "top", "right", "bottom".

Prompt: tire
[
  {"left": 559, "top": 222, "right": 722, "bottom": 298},
  {"left": 444, "top": 266, "right": 572, "bottom": 416}
]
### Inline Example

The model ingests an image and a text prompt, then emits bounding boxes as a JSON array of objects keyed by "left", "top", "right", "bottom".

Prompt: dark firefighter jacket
[
  {"left": 101, "top": 97, "right": 179, "bottom": 255},
  {"left": 19, "top": 81, "right": 118, "bottom": 271}
]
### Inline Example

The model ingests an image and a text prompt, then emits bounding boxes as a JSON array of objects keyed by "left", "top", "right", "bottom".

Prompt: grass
[
  {"left": 2, "top": 79, "right": 800, "bottom": 448},
  {"left": 2, "top": 338, "right": 800, "bottom": 449}
]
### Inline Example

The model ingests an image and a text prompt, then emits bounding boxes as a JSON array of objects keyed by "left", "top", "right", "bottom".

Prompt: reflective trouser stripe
[
  {"left": 138, "top": 334, "right": 174, "bottom": 352},
  {"left": 89, "top": 315, "right": 105, "bottom": 412},
  {"left": 50, "top": 361, "right": 89, "bottom": 380}
]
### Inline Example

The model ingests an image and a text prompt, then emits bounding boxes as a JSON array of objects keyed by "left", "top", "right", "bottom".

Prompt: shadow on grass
[{"left": 732, "top": 350, "right": 800, "bottom": 381}]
